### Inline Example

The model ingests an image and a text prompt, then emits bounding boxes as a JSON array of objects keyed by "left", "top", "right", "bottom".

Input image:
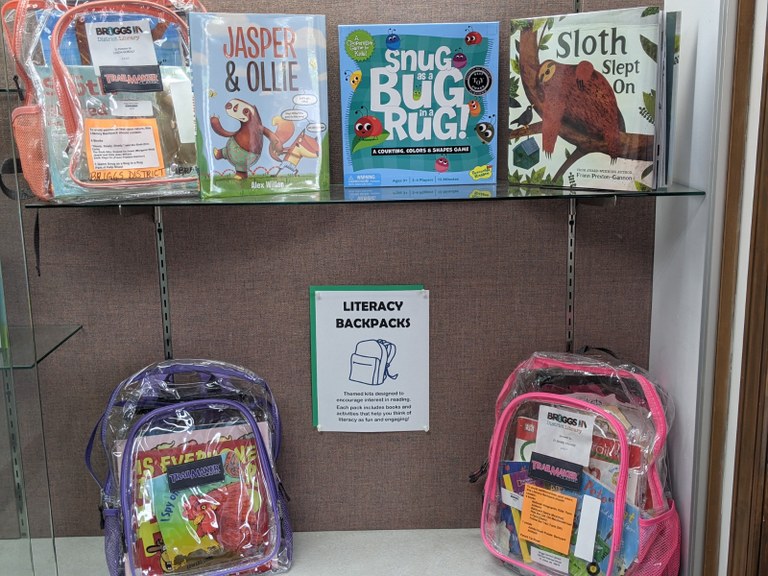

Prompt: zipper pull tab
[{"left": 468, "top": 459, "right": 489, "bottom": 483}]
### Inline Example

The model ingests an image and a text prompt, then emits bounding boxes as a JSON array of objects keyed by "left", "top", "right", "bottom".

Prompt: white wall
[{"left": 649, "top": 0, "right": 736, "bottom": 575}]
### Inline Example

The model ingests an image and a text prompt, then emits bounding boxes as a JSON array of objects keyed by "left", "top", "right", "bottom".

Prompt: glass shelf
[
  {"left": 1, "top": 324, "right": 82, "bottom": 369},
  {"left": 26, "top": 182, "right": 704, "bottom": 208}
]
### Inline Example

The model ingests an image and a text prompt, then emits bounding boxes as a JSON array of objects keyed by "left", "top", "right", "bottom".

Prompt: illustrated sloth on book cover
[
  {"left": 190, "top": 13, "right": 329, "bottom": 198},
  {"left": 508, "top": 7, "right": 668, "bottom": 191}
]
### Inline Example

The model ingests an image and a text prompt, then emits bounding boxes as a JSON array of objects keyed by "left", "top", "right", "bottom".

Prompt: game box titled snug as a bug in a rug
[{"left": 339, "top": 22, "right": 499, "bottom": 188}]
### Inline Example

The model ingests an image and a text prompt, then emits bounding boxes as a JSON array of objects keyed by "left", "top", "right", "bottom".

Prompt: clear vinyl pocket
[
  {"left": 49, "top": 0, "right": 199, "bottom": 199},
  {"left": 118, "top": 399, "right": 280, "bottom": 576},
  {"left": 11, "top": 104, "right": 51, "bottom": 200},
  {"left": 481, "top": 393, "right": 634, "bottom": 576}
]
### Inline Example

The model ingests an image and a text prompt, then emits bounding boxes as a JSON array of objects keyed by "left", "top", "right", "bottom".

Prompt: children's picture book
[
  {"left": 121, "top": 423, "right": 271, "bottom": 574},
  {"left": 508, "top": 7, "right": 665, "bottom": 191},
  {"left": 148, "top": 450, "right": 269, "bottom": 572},
  {"left": 190, "top": 13, "right": 329, "bottom": 198},
  {"left": 338, "top": 22, "right": 499, "bottom": 187},
  {"left": 498, "top": 462, "right": 640, "bottom": 575}
]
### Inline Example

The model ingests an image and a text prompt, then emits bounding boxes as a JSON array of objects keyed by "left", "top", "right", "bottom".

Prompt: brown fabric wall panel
[
  {"left": 162, "top": 200, "right": 570, "bottom": 531},
  {"left": 23, "top": 208, "right": 164, "bottom": 536},
  {"left": 572, "top": 197, "right": 655, "bottom": 367}
]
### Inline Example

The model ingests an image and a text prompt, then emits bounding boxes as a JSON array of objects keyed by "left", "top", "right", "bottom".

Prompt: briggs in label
[{"left": 535, "top": 405, "right": 596, "bottom": 467}]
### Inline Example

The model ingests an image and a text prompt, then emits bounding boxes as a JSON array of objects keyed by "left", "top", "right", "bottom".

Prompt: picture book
[
  {"left": 498, "top": 462, "right": 640, "bottom": 575},
  {"left": 121, "top": 423, "right": 271, "bottom": 573},
  {"left": 508, "top": 7, "right": 665, "bottom": 191},
  {"left": 338, "top": 22, "right": 500, "bottom": 187},
  {"left": 190, "top": 13, "right": 329, "bottom": 198},
  {"left": 148, "top": 450, "right": 269, "bottom": 572}
]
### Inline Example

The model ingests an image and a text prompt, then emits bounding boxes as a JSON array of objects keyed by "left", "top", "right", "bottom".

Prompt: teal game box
[{"left": 338, "top": 22, "right": 499, "bottom": 187}]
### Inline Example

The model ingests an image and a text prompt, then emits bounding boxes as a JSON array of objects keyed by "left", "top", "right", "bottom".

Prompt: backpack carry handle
[
  {"left": 127, "top": 359, "right": 268, "bottom": 387},
  {"left": 123, "top": 359, "right": 281, "bottom": 456}
]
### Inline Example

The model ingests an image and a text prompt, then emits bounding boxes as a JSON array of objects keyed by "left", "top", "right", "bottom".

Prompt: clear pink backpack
[{"left": 480, "top": 352, "right": 680, "bottom": 576}]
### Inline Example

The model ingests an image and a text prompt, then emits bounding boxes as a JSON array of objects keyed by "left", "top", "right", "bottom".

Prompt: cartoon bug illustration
[
  {"left": 353, "top": 106, "right": 383, "bottom": 138},
  {"left": 345, "top": 69, "right": 362, "bottom": 91},
  {"left": 413, "top": 82, "right": 422, "bottom": 101},
  {"left": 465, "top": 26, "right": 482, "bottom": 45},
  {"left": 435, "top": 156, "right": 449, "bottom": 172},
  {"left": 385, "top": 28, "right": 400, "bottom": 50},
  {"left": 467, "top": 99, "right": 482, "bottom": 117},
  {"left": 452, "top": 48, "right": 468, "bottom": 69},
  {"left": 475, "top": 120, "right": 495, "bottom": 143}
]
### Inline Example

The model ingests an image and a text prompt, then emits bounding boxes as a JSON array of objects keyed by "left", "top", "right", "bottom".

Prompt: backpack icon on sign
[{"left": 349, "top": 339, "right": 399, "bottom": 386}]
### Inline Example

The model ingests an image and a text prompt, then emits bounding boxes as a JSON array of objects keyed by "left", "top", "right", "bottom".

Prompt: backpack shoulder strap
[{"left": 379, "top": 340, "right": 398, "bottom": 381}]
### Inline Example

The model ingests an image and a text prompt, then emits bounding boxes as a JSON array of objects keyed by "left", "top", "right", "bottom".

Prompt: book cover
[
  {"left": 190, "top": 13, "right": 329, "bottom": 197},
  {"left": 122, "top": 424, "right": 270, "bottom": 573},
  {"left": 498, "top": 462, "right": 640, "bottom": 574},
  {"left": 338, "top": 22, "right": 499, "bottom": 187},
  {"left": 508, "top": 7, "right": 663, "bottom": 191},
  {"left": 149, "top": 451, "right": 269, "bottom": 571}
]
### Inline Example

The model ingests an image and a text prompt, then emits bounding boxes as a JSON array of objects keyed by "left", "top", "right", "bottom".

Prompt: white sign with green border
[{"left": 310, "top": 285, "right": 429, "bottom": 432}]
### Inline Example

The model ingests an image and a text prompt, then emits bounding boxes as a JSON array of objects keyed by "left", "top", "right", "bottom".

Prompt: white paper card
[
  {"left": 85, "top": 20, "right": 158, "bottom": 75},
  {"left": 530, "top": 546, "right": 569, "bottom": 574},
  {"left": 574, "top": 494, "right": 601, "bottom": 562},
  {"left": 500, "top": 487, "right": 524, "bottom": 511},
  {"left": 312, "top": 288, "right": 429, "bottom": 432},
  {"left": 110, "top": 100, "right": 153, "bottom": 118},
  {"left": 168, "top": 77, "right": 196, "bottom": 143},
  {"left": 535, "top": 405, "right": 596, "bottom": 467}
]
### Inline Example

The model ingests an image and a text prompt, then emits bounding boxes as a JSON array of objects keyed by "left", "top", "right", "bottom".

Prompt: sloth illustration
[
  {"left": 211, "top": 98, "right": 283, "bottom": 179},
  {"left": 535, "top": 59, "right": 624, "bottom": 160}
]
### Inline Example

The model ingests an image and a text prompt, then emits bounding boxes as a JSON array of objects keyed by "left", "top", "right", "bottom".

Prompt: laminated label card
[
  {"left": 310, "top": 285, "right": 429, "bottom": 432},
  {"left": 535, "top": 405, "right": 596, "bottom": 466},
  {"left": 84, "top": 118, "right": 164, "bottom": 180}
]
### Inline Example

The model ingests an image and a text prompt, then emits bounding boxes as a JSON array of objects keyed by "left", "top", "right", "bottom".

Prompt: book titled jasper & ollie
[{"left": 190, "top": 13, "right": 329, "bottom": 197}]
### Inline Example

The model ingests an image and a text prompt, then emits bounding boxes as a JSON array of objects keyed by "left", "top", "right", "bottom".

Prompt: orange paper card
[
  {"left": 518, "top": 484, "right": 577, "bottom": 556},
  {"left": 84, "top": 117, "right": 165, "bottom": 181}
]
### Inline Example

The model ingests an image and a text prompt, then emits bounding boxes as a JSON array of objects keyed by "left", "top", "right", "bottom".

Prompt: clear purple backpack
[{"left": 86, "top": 359, "right": 292, "bottom": 576}]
